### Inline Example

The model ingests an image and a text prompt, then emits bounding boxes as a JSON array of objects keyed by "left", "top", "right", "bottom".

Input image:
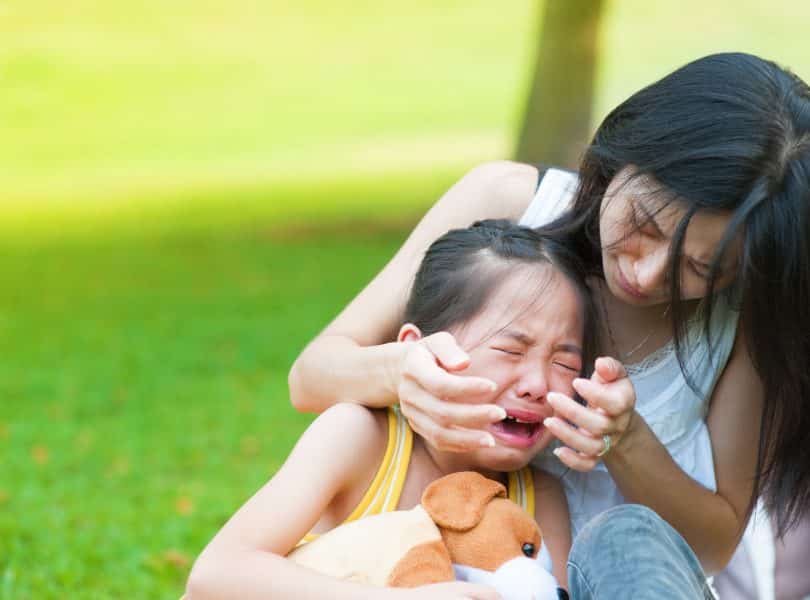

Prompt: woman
[{"left": 288, "top": 53, "right": 810, "bottom": 596}]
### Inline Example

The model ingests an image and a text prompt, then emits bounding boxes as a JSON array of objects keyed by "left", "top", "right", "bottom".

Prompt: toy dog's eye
[{"left": 521, "top": 542, "right": 536, "bottom": 557}]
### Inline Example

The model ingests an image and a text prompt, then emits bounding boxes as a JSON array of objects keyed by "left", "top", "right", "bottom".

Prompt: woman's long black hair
[{"left": 547, "top": 52, "right": 810, "bottom": 534}]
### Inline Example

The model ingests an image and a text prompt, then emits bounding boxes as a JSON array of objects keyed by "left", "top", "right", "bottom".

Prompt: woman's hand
[
  {"left": 396, "top": 331, "right": 507, "bottom": 452},
  {"left": 542, "top": 356, "right": 638, "bottom": 471}
]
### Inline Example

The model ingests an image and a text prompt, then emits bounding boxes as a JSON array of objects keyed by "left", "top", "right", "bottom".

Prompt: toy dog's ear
[{"left": 421, "top": 472, "right": 506, "bottom": 531}]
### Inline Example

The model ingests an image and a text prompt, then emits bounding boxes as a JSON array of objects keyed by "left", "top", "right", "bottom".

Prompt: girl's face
[
  {"left": 451, "top": 265, "right": 584, "bottom": 472},
  {"left": 599, "top": 168, "right": 742, "bottom": 306}
]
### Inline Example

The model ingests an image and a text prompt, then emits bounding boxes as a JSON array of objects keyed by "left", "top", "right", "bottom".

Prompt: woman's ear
[{"left": 397, "top": 323, "right": 423, "bottom": 343}]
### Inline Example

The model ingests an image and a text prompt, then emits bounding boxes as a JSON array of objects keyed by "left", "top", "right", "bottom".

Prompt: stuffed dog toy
[{"left": 288, "top": 471, "right": 559, "bottom": 600}]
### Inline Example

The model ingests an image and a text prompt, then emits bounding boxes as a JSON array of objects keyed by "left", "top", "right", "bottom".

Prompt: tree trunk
[{"left": 514, "top": 0, "right": 604, "bottom": 169}]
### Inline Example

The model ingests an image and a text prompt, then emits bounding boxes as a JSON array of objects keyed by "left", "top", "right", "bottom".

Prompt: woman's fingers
[
  {"left": 593, "top": 355, "right": 627, "bottom": 384},
  {"left": 402, "top": 403, "right": 495, "bottom": 452},
  {"left": 397, "top": 330, "right": 504, "bottom": 453},
  {"left": 552, "top": 446, "right": 599, "bottom": 472},
  {"left": 543, "top": 416, "right": 606, "bottom": 457},
  {"left": 545, "top": 358, "right": 637, "bottom": 465},
  {"left": 547, "top": 392, "right": 612, "bottom": 434},
  {"left": 400, "top": 381, "right": 504, "bottom": 431},
  {"left": 422, "top": 331, "right": 471, "bottom": 372},
  {"left": 403, "top": 343, "right": 496, "bottom": 400},
  {"left": 571, "top": 376, "right": 634, "bottom": 418}
]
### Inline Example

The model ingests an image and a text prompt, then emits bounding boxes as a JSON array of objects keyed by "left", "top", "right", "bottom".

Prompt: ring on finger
[{"left": 597, "top": 434, "right": 612, "bottom": 457}]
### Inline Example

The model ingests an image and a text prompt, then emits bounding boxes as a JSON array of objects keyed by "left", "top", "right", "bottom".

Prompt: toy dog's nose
[{"left": 556, "top": 588, "right": 569, "bottom": 600}]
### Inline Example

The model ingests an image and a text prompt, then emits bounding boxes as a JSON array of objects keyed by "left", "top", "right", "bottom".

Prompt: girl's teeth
[{"left": 503, "top": 414, "right": 537, "bottom": 424}]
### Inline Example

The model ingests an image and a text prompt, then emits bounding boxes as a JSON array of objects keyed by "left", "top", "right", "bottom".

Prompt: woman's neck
[{"left": 590, "top": 277, "right": 696, "bottom": 363}]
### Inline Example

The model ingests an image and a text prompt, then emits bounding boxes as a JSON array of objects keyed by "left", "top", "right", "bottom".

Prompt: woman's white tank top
[{"left": 522, "top": 168, "right": 741, "bottom": 537}]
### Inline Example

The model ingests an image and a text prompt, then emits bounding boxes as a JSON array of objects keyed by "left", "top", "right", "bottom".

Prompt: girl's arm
[
  {"left": 287, "top": 161, "right": 538, "bottom": 450},
  {"left": 532, "top": 469, "right": 571, "bottom": 589},
  {"left": 187, "top": 402, "right": 502, "bottom": 600},
  {"left": 545, "top": 334, "right": 762, "bottom": 574},
  {"left": 186, "top": 403, "right": 391, "bottom": 600}
]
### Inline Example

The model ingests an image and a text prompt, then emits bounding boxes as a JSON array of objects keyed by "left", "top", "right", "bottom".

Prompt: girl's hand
[
  {"left": 396, "top": 331, "right": 506, "bottom": 452},
  {"left": 395, "top": 581, "right": 503, "bottom": 600},
  {"left": 543, "top": 356, "right": 638, "bottom": 471}
]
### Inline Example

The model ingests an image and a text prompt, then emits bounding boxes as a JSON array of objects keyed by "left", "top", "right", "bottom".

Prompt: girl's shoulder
[
  {"left": 304, "top": 403, "right": 389, "bottom": 459},
  {"left": 294, "top": 404, "right": 391, "bottom": 528},
  {"left": 295, "top": 404, "right": 390, "bottom": 491}
]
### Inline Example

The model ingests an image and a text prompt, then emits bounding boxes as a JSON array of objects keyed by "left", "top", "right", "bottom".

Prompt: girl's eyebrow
[
  {"left": 501, "top": 329, "right": 582, "bottom": 355},
  {"left": 556, "top": 343, "right": 583, "bottom": 355},
  {"left": 500, "top": 329, "right": 534, "bottom": 346}
]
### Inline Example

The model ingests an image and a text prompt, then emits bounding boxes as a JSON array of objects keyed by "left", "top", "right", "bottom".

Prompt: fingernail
[
  {"left": 547, "top": 392, "right": 561, "bottom": 405},
  {"left": 543, "top": 417, "right": 554, "bottom": 427},
  {"left": 480, "top": 434, "right": 496, "bottom": 447},
  {"left": 553, "top": 448, "right": 563, "bottom": 458},
  {"left": 490, "top": 407, "right": 507, "bottom": 421},
  {"left": 486, "top": 380, "right": 497, "bottom": 392}
]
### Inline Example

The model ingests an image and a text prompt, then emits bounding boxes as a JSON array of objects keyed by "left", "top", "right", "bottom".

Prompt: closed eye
[
  {"left": 493, "top": 347, "right": 523, "bottom": 356},
  {"left": 554, "top": 361, "right": 580, "bottom": 373},
  {"left": 688, "top": 259, "right": 711, "bottom": 280}
]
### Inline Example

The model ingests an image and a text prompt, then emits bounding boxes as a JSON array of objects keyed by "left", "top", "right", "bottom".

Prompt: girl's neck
[{"left": 414, "top": 436, "right": 506, "bottom": 487}]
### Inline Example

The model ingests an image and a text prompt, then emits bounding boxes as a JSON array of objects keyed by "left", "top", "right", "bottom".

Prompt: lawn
[
  {"left": 0, "top": 221, "right": 410, "bottom": 598},
  {"left": 4, "top": 1, "right": 810, "bottom": 597}
]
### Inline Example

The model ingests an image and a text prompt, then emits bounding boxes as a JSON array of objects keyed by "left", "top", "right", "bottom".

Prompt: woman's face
[
  {"left": 452, "top": 265, "right": 584, "bottom": 472},
  {"left": 599, "top": 167, "right": 742, "bottom": 306}
]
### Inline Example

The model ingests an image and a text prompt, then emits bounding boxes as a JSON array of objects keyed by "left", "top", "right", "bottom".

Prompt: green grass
[
  {"left": 0, "top": 223, "right": 409, "bottom": 598},
  {"left": 5, "top": 1, "right": 810, "bottom": 597}
]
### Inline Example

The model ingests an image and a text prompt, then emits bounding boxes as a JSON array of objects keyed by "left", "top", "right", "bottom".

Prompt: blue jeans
[{"left": 567, "top": 504, "right": 715, "bottom": 599}]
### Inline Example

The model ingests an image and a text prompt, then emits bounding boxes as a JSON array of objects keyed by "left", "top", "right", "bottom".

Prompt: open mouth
[{"left": 489, "top": 411, "right": 543, "bottom": 449}]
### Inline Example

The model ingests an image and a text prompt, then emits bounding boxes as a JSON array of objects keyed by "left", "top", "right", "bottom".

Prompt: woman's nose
[{"left": 633, "top": 245, "right": 669, "bottom": 292}]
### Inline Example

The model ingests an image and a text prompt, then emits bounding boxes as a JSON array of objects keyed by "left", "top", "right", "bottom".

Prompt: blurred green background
[{"left": 2, "top": 1, "right": 809, "bottom": 597}]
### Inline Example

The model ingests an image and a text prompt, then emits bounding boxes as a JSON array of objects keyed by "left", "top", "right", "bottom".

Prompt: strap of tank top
[
  {"left": 507, "top": 466, "right": 535, "bottom": 516},
  {"left": 298, "top": 406, "right": 413, "bottom": 545},
  {"left": 519, "top": 167, "right": 580, "bottom": 229},
  {"left": 344, "top": 405, "right": 413, "bottom": 521}
]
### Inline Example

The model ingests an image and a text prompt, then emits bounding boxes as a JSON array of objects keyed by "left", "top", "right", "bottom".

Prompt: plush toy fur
[{"left": 288, "top": 471, "right": 559, "bottom": 599}]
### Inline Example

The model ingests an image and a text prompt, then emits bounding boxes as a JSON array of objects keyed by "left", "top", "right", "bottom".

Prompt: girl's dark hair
[
  {"left": 404, "top": 219, "right": 598, "bottom": 376},
  {"left": 546, "top": 52, "right": 810, "bottom": 534}
]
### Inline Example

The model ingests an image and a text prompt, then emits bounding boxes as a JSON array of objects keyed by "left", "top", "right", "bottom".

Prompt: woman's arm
[
  {"left": 610, "top": 333, "right": 760, "bottom": 574},
  {"left": 288, "top": 161, "right": 538, "bottom": 449},
  {"left": 532, "top": 469, "right": 571, "bottom": 588},
  {"left": 545, "top": 335, "right": 762, "bottom": 574}
]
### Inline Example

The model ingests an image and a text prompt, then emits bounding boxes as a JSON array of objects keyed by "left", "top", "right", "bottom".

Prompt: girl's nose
[{"left": 517, "top": 367, "right": 549, "bottom": 403}]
